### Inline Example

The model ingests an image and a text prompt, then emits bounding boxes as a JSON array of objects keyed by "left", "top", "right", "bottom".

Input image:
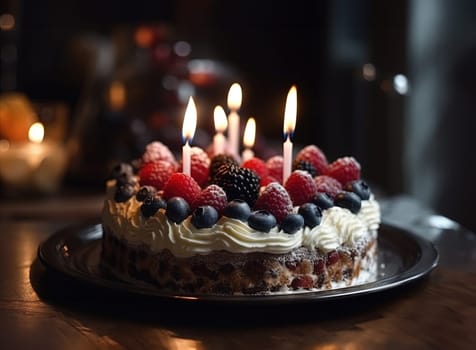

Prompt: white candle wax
[
  {"left": 283, "top": 136, "right": 293, "bottom": 184},
  {"left": 182, "top": 140, "right": 191, "bottom": 176},
  {"left": 227, "top": 111, "right": 240, "bottom": 159},
  {"left": 213, "top": 132, "right": 226, "bottom": 156},
  {"left": 242, "top": 148, "right": 254, "bottom": 162}
]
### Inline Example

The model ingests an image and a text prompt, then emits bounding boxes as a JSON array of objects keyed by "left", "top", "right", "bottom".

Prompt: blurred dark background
[{"left": 1, "top": 0, "right": 475, "bottom": 232}]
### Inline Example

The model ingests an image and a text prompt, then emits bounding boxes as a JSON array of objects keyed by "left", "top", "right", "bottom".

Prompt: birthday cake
[{"left": 101, "top": 141, "right": 380, "bottom": 295}]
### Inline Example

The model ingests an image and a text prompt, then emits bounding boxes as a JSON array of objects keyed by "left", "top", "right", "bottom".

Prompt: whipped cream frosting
[{"left": 103, "top": 183, "right": 380, "bottom": 258}]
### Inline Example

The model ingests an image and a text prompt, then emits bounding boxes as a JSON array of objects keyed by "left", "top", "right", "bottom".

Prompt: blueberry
[
  {"left": 344, "top": 179, "right": 371, "bottom": 200},
  {"left": 166, "top": 197, "right": 190, "bottom": 223},
  {"left": 111, "top": 162, "right": 134, "bottom": 185},
  {"left": 334, "top": 191, "right": 361, "bottom": 214},
  {"left": 298, "top": 203, "right": 322, "bottom": 228},
  {"left": 248, "top": 210, "right": 277, "bottom": 233},
  {"left": 141, "top": 196, "right": 167, "bottom": 217},
  {"left": 312, "top": 192, "right": 334, "bottom": 210},
  {"left": 136, "top": 186, "right": 157, "bottom": 202},
  {"left": 114, "top": 183, "right": 135, "bottom": 202},
  {"left": 191, "top": 206, "right": 219, "bottom": 229},
  {"left": 223, "top": 199, "right": 251, "bottom": 221},
  {"left": 280, "top": 214, "right": 305, "bottom": 234}
]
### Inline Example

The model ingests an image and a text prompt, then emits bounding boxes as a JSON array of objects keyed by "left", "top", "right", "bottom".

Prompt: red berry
[
  {"left": 162, "top": 173, "right": 201, "bottom": 205},
  {"left": 266, "top": 155, "right": 283, "bottom": 184},
  {"left": 313, "top": 259, "right": 325, "bottom": 273},
  {"left": 291, "top": 275, "right": 313, "bottom": 289},
  {"left": 313, "top": 175, "right": 342, "bottom": 198},
  {"left": 284, "top": 170, "right": 317, "bottom": 206},
  {"left": 242, "top": 157, "right": 268, "bottom": 179},
  {"left": 327, "top": 251, "right": 340, "bottom": 265},
  {"left": 260, "top": 175, "right": 279, "bottom": 187},
  {"left": 254, "top": 182, "right": 293, "bottom": 222},
  {"left": 138, "top": 160, "right": 175, "bottom": 190},
  {"left": 295, "top": 145, "right": 328, "bottom": 175},
  {"left": 192, "top": 184, "right": 228, "bottom": 213},
  {"left": 179, "top": 147, "right": 210, "bottom": 188},
  {"left": 325, "top": 157, "right": 361, "bottom": 185},
  {"left": 142, "top": 141, "right": 177, "bottom": 166}
]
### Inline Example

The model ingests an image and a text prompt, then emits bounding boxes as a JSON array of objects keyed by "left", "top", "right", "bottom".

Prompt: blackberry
[
  {"left": 209, "top": 154, "right": 239, "bottom": 180},
  {"left": 211, "top": 164, "right": 260, "bottom": 206},
  {"left": 292, "top": 160, "right": 317, "bottom": 177}
]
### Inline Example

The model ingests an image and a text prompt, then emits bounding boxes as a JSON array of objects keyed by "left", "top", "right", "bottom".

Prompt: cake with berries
[{"left": 101, "top": 142, "right": 380, "bottom": 295}]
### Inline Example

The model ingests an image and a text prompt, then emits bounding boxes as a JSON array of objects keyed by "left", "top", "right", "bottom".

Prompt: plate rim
[{"left": 37, "top": 222, "right": 439, "bottom": 304}]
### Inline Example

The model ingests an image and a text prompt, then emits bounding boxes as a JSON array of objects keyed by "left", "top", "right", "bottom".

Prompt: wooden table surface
[{"left": 0, "top": 195, "right": 475, "bottom": 350}]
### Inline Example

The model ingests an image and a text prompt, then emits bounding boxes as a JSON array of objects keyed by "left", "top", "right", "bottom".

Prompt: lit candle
[
  {"left": 283, "top": 86, "right": 297, "bottom": 184},
  {"left": 226, "top": 83, "right": 242, "bottom": 160},
  {"left": 213, "top": 105, "right": 228, "bottom": 156},
  {"left": 182, "top": 97, "right": 197, "bottom": 176},
  {"left": 242, "top": 117, "right": 256, "bottom": 162}
]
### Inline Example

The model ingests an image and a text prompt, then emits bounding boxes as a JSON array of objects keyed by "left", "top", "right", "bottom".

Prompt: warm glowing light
[
  {"left": 283, "top": 85, "right": 297, "bottom": 137},
  {"left": 243, "top": 117, "right": 256, "bottom": 148},
  {"left": 227, "top": 83, "right": 242, "bottom": 110},
  {"left": 0, "top": 14, "right": 15, "bottom": 31},
  {"left": 134, "top": 26, "right": 155, "bottom": 48},
  {"left": 0, "top": 139, "right": 10, "bottom": 151},
  {"left": 109, "top": 81, "right": 126, "bottom": 110},
  {"left": 28, "top": 123, "right": 44, "bottom": 144},
  {"left": 214, "top": 105, "right": 228, "bottom": 133},
  {"left": 182, "top": 97, "right": 197, "bottom": 143}
]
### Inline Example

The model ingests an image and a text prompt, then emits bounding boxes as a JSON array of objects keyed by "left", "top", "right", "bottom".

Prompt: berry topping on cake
[
  {"left": 313, "top": 175, "right": 342, "bottom": 198},
  {"left": 142, "top": 141, "right": 177, "bottom": 166},
  {"left": 242, "top": 157, "right": 269, "bottom": 180},
  {"left": 254, "top": 182, "right": 293, "bottom": 222},
  {"left": 344, "top": 179, "right": 371, "bottom": 200},
  {"left": 193, "top": 184, "right": 228, "bottom": 213},
  {"left": 295, "top": 145, "right": 328, "bottom": 175},
  {"left": 223, "top": 199, "right": 251, "bottom": 221},
  {"left": 162, "top": 173, "right": 201, "bottom": 205},
  {"left": 312, "top": 192, "right": 334, "bottom": 210},
  {"left": 280, "top": 213, "right": 305, "bottom": 234},
  {"left": 260, "top": 175, "right": 279, "bottom": 187},
  {"left": 266, "top": 155, "right": 283, "bottom": 184},
  {"left": 325, "top": 156, "right": 361, "bottom": 185},
  {"left": 284, "top": 170, "right": 317, "bottom": 206},
  {"left": 191, "top": 205, "right": 220, "bottom": 229},
  {"left": 292, "top": 159, "right": 317, "bottom": 177},
  {"left": 298, "top": 203, "right": 322, "bottom": 228},
  {"left": 209, "top": 154, "right": 239, "bottom": 180},
  {"left": 179, "top": 147, "right": 210, "bottom": 188},
  {"left": 165, "top": 197, "right": 190, "bottom": 223},
  {"left": 138, "top": 160, "right": 175, "bottom": 190},
  {"left": 114, "top": 183, "right": 136, "bottom": 202},
  {"left": 136, "top": 186, "right": 158, "bottom": 202},
  {"left": 334, "top": 191, "right": 362, "bottom": 214},
  {"left": 141, "top": 196, "right": 166, "bottom": 218},
  {"left": 248, "top": 210, "right": 277, "bottom": 233},
  {"left": 110, "top": 163, "right": 135, "bottom": 185},
  {"left": 291, "top": 275, "right": 314, "bottom": 290},
  {"left": 211, "top": 164, "right": 260, "bottom": 207}
]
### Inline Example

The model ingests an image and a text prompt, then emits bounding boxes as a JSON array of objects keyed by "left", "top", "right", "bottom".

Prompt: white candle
[
  {"left": 226, "top": 83, "right": 242, "bottom": 160},
  {"left": 213, "top": 105, "right": 228, "bottom": 156},
  {"left": 242, "top": 117, "right": 256, "bottom": 162},
  {"left": 283, "top": 86, "right": 297, "bottom": 184},
  {"left": 182, "top": 97, "right": 197, "bottom": 176}
]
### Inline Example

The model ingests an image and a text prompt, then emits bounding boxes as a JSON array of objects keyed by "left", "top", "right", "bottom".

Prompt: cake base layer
[{"left": 101, "top": 226, "right": 377, "bottom": 295}]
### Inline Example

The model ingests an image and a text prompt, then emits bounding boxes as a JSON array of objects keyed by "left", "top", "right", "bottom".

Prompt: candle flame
[
  {"left": 28, "top": 122, "right": 44, "bottom": 144},
  {"left": 243, "top": 117, "right": 256, "bottom": 148},
  {"left": 227, "top": 83, "right": 242, "bottom": 110},
  {"left": 213, "top": 105, "right": 228, "bottom": 133},
  {"left": 283, "top": 85, "right": 297, "bottom": 138},
  {"left": 182, "top": 97, "right": 197, "bottom": 143}
]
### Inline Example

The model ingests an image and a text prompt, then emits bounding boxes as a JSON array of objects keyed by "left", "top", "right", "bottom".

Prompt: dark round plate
[{"left": 37, "top": 223, "right": 438, "bottom": 305}]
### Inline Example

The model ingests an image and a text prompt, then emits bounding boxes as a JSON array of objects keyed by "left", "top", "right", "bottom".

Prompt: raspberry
[
  {"left": 284, "top": 170, "right": 317, "bottom": 206},
  {"left": 266, "top": 155, "right": 283, "bottom": 184},
  {"left": 179, "top": 147, "right": 210, "bottom": 188},
  {"left": 192, "top": 184, "right": 228, "bottom": 213},
  {"left": 242, "top": 157, "right": 268, "bottom": 179},
  {"left": 254, "top": 182, "right": 293, "bottom": 222},
  {"left": 325, "top": 157, "right": 361, "bottom": 185},
  {"left": 260, "top": 175, "right": 279, "bottom": 187},
  {"left": 291, "top": 275, "right": 313, "bottom": 290},
  {"left": 313, "top": 175, "right": 342, "bottom": 198},
  {"left": 142, "top": 141, "right": 177, "bottom": 166},
  {"left": 138, "top": 160, "right": 175, "bottom": 190},
  {"left": 162, "top": 173, "right": 201, "bottom": 205},
  {"left": 295, "top": 145, "right": 328, "bottom": 175}
]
